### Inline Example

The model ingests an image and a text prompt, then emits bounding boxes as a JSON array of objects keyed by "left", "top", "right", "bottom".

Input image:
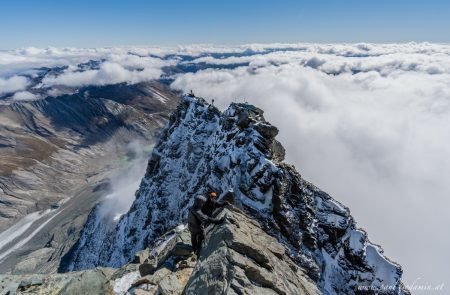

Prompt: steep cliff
[{"left": 63, "top": 95, "right": 409, "bottom": 294}]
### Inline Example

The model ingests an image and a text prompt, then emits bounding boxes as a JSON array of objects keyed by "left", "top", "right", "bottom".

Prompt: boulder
[
  {"left": 254, "top": 122, "right": 279, "bottom": 139},
  {"left": 59, "top": 270, "right": 110, "bottom": 294},
  {"left": 171, "top": 242, "right": 194, "bottom": 257},
  {"left": 133, "top": 248, "right": 150, "bottom": 264},
  {"left": 138, "top": 262, "right": 157, "bottom": 277}
]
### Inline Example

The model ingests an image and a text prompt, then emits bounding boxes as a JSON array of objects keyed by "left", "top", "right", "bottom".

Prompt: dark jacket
[
  {"left": 188, "top": 195, "right": 221, "bottom": 234},
  {"left": 202, "top": 190, "right": 235, "bottom": 216},
  {"left": 202, "top": 198, "right": 227, "bottom": 217}
]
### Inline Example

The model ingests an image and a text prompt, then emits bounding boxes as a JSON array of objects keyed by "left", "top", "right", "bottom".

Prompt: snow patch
[{"left": 113, "top": 271, "right": 141, "bottom": 295}]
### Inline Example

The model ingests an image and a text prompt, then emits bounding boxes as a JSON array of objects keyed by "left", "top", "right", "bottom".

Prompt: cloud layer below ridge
[
  {"left": 1, "top": 43, "right": 449, "bottom": 289},
  {"left": 170, "top": 42, "right": 450, "bottom": 289}
]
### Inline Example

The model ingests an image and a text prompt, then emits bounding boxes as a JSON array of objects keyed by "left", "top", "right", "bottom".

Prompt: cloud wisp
[
  {"left": 97, "top": 141, "right": 151, "bottom": 223},
  {"left": 0, "top": 76, "right": 29, "bottom": 96},
  {"left": 40, "top": 53, "right": 174, "bottom": 88}
]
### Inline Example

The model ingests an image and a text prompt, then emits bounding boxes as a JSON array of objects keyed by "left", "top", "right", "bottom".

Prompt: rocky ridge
[
  {"left": 62, "top": 95, "right": 409, "bottom": 294},
  {"left": 1, "top": 206, "right": 319, "bottom": 295}
]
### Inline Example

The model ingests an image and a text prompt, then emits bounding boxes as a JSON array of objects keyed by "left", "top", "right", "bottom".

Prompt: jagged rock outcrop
[
  {"left": 186, "top": 207, "right": 320, "bottom": 295},
  {"left": 64, "top": 95, "right": 409, "bottom": 294}
]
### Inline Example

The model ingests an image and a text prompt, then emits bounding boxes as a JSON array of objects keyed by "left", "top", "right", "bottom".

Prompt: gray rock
[
  {"left": 254, "top": 122, "right": 279, "bottom": 139},
  {"left": 133, "top": 248, "right": 150, "bottom": 264},
  {"left": 0, "top": 268, "right": 113, "bottom": 295},
  {"left": 171, "top": 242, "right": 194, "bottom": 257},
  {"left": 59, "top": 270, "right": 110, "bottom": 294},
  {"left": 138, "top": 262, "right": 157, "bottom": 277},
  {"left": 157, "top": 273, "right": 183, "bottom": 294},
  {"left": 185, "top": 207, "right": 320, "bottom": 295}
]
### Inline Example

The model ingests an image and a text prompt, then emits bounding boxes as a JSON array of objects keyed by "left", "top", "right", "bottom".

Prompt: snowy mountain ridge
[{"left": 62, "top": 95, "right": 409, "bottom": 294}]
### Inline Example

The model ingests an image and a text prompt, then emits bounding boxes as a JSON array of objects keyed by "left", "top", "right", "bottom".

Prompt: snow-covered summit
[{"left": 62, "top": 95, "right": 409, "bottom": 294}]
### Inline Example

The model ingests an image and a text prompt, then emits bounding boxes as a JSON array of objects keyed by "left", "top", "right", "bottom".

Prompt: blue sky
[{"left": 1, "top": 0, "right": 450, "bottom": 49}]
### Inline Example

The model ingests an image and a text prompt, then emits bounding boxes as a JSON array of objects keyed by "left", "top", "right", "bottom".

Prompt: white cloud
[
  {"left": 0, "top": 76, "right": 29, "bottom": 96},
  {"left": 1, "top": 43, "right": 449, "bottom": 288},
  {"left": 97, "top": 141, "right": 150, "bottom": 222},
  {"left": 41, "top": 61, "right": 163, "bottom": 87},
  {"left": 170, "top": 43, "right": 450, "bottom": 287},
  {"left": 185, "top": 43, "right": 450, "bottom": 77},
  {"left": 0, "top": 46, "right": 175, "bottom": 83},
  {"left": 11, "top": 91, "right": 38, "bottom": 101},
  {"left": 0, "top": 46, "right": 175, "bottom": 99}
]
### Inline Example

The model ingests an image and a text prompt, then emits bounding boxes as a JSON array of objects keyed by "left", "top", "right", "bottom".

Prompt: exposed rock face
[
  {"left": 0, "top": 225, "right": 194, "bottom": 294},
  {"left": 186, "top": 207, "right": 320, "bottom": 295},
  {"left": 0, "top": 81, "right": 179, "bottom": 274},
  {"left": 1, "top": 207, "right": 318, "bottom": 295},
  {"left": 65, "top": 96, "right": 409, "bottom": 294},
  {"left": 0, "top": 269, "right": 114, "bottom": 294}
]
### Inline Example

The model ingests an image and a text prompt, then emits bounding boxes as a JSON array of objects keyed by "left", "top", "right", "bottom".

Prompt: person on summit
[{"left": 187, "top": 195, "right": 223, "bottom": 255}]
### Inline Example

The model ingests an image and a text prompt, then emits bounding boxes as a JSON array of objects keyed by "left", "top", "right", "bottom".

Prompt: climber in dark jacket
[
  {"left": 188, "top": 195, "right": 223, "bottom": 255},
  {"left": 202, "top": 190, "right": 234, "bottom": 217},
  {"left": 201, "top": 192, "right": 218, "bottom": 217}
]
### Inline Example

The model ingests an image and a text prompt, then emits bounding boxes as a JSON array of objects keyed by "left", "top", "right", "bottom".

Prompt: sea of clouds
[{"left": 1, "top": 43, "right": 449, "bottom": 289}]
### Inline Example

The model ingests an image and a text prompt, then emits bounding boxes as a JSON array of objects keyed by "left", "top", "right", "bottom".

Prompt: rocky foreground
[{"left": 1, "top": 206, "right": 320, "bottom": 294}]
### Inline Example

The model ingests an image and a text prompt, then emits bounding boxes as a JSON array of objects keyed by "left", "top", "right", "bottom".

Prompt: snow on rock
[
  {"left": 63, "top": 95, "right": 409, "bottom": 294},
  {"left": 113, "top": 271, "right": 140, "bottom": 295}
]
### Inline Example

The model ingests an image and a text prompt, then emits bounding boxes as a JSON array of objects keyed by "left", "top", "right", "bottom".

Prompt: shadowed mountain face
[{"left": 0, "top": 81, "right": 179, "bottom": 274}]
